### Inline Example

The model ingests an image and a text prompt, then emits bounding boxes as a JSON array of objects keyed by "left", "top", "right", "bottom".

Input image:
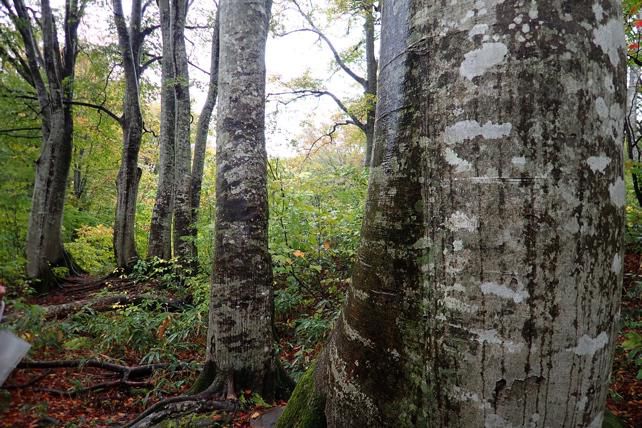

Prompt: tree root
[{"left": 124, "top": 381, "right": 236, "bottom": 428}]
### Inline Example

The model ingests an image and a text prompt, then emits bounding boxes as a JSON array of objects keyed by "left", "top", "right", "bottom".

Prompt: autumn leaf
[
  {"left": 157, "top": 316, "right": 172, "bottom": 340},
  {"left": 322, "top": 240, "right": 331, "bottom": 250},
  {"left": 293, "top": 250, "right": 305, "bottom": 258}
]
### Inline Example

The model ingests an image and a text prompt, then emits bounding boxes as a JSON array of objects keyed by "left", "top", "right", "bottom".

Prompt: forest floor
[{"left": 1, "top": 258, "right": 642, "bottom": 427}]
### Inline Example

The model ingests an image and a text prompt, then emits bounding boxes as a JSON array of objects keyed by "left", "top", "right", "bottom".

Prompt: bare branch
[
  {"left": 286, "top": 0, "right": 367, "bottom": 89},
  {"left": 268, "top": 89, "right": 365, "bottom": 130}
]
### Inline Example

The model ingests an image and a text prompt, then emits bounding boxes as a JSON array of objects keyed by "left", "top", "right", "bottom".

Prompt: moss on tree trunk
[{"left": 277, "top": 362, "right": 326, "bottom": 428}]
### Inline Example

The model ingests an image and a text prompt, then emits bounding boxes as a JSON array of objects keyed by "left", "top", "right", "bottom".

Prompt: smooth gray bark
[
  {"left": 113, "top": 0, "right": 144, "bottom": 269},
  {"left": 0, "top": 0, "right": 84, "bottom": 288},
  {"left": 283, "top": 0, "right": 626, "bottom": 426},
  {"left": 148, "top": 0, "right": 176, "bottom": 260},
  {"left": 363, "top": 3, "right": 377, "bottom": 167},
  {"left": 205, "top": 0, "right": 276, "bottom": 397},
  {"left": 189, "top": 10, "right": 220, "bottom": 261},
  {"left": 171, "top": 0, "right": 193, "bottom": 261}
]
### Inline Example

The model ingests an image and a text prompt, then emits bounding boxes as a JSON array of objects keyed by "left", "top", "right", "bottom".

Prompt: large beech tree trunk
[
  {"left": 280, "top": 0, "right": 626, "bottom": 426},
  {"left": 148, "top": 0, "right": 176, "bottom": 260},
  {"left": 200, "top": 0, "right": 277, "bottom": 398},
  {"left": 1, "top": 0, "right": 84, "bottom": 289},
  {"left": 172, "top": 0, "right": 194, "bottom": 261},
  {"left": 113, "top": 0, "right": 144, "bottom": 269}
]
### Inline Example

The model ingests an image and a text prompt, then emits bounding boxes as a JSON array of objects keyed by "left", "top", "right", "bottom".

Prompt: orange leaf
[
  {"left": 293, "top": 250, "right": 305, "bottom": 258},
  {"left": 157, "top": 316, "right": 172, "bottom": 340},
  {"left": 322, "top": 240, "right": 331, "bottom": 250}
]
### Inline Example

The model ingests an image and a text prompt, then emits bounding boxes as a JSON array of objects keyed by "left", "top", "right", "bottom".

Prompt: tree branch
[
  {"left": 286, "top": 0, "right": 367, "bottom": 89},
  {"left": 268, "top": 89, "right": 365, "bottom": 130}
]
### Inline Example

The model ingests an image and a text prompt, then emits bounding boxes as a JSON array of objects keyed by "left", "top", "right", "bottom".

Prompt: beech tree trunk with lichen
[
  {"left": 196, "top": 0, "right": 279, "bottom": 399},
  {"left": 279, "top": 0, "right": 626, "bottom": 426},
  {"left": 113, "top": 0, "right": 144, "bottom": 269},
  {"left": 148, "top": 0, "right": 176, "bottom": 260},
  {"left": 171, "top": 0, "right": 194, "bottom": 261}
]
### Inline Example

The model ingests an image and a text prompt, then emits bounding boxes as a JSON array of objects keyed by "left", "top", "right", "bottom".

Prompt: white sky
[{"left": 78, "top": 0, "right": 366, "bottom": 158}]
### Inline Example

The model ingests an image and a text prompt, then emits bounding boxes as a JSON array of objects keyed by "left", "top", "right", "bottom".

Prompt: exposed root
[{"left": 124, "top": 381, "right": 236, "bottom": 428}]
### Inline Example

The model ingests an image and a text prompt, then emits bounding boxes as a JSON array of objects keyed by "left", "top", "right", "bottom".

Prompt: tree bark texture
[
  {"left": 148, "top": 0, "right": 177, "bottom": 260},
  {"left": 363, "top": 4, "right": 377, "bottom": 167},
  {"left": 172, "top": 0, "right": 194, "bottom": 261},
  {"left": 2, "top": 0, "right": 85, "bottom": 288},
  {"left": 284, "top": 0, "right": 626, "bottom": 426},
  {"left": 190, "top": 10, "right": 220, "bottom": 261},
  {"left": 113, "top": 0, "right": 144, "bottom": 269},
  {"left": 205, "top": 0, "right": 276, "bottom": 397}
]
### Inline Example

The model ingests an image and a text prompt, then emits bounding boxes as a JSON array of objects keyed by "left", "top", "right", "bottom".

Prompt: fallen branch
[
  {"left": 30, "top": 380, "right": 153, "bottom": 397},
  {"left": 16, "top": 359, "right": 197, "bottom": 380},
  {"left": 41, "top": 293, "right": 188, "bottom": 319}
]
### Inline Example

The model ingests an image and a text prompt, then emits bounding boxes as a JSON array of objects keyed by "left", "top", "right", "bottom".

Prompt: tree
[
  {"left": 149, "top": 1, "right": 219, "bottom": 262},
  {"left": 0, "top": 0, "right": 85, "bottom": 289},
  {"left": 171, "top": 0, "right": 193, "bottom": 261},
  {"left": 112, "top": 0, "right": 158, "bottom": 269},
  {"left": 273, "top": 0, "right": 379, "bottom": 166},
  {"left": 196, "top": 0, "right": 279, "bottom": 398},
  {"left": 279, "top": 0, "right": 626, "bottom": 426},
  {"left": 148, "top": 0, "right": 176, "bottom": 260},
  {"left": 190, "top": 9, "right": 220, "bottom": 261}
]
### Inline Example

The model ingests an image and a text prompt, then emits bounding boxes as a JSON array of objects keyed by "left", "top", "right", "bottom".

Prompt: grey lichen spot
[
  {"left": 444, "top": 147, "right": 472, "bottom": 172},
  {"left": 444, "top": 120, "right": 512, "bottom": 145},
  {"left": 586, "top": 155, "right": 611, "bottom": 173},
  {"left": 568, "top": 332, "right": 609, "bottom": 356},
  {"left": 608, "top": 177, "right": 626, "bottom": 208},
  {"left": 468, "top": 23, "right": 488, "bottom": 39},
  {"left": 596, "top": 97, "right": 609, "bottom": 119},
  {"left": 459, "top": 43, "right": 508, "bottom": 80},
  {"left": 471, "top": 328, "right": 523, "bottom": 353},
  {"left": 480, "top": 281, "right": 529, "bottom": 303},
  {"left": 447, "top": 211, "right": 478, "bottom": 232},
  {"left": 593, "top": 3, "right": 604, "bottom": 21},
  {"left": 612, "top": 253, "right": 622, "bottom": 274},
  {"left": 592, "top": 19, "right": 625, "bottom": 66}
]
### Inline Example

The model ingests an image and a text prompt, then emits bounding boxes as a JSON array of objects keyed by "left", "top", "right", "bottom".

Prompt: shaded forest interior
[{"left": 1, "top": 0, "right": 642, "bottom": 427}]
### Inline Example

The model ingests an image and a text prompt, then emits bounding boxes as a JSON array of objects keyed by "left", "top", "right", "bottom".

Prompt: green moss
[
  {"left": 276, "top": 362, "right": 326, "bottom": 428},
  {"left": 158, "top": 413, "right": 224, "bottom": 427}
]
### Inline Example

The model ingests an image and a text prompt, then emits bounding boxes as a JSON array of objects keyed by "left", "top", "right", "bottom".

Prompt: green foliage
[
  {"left": 66, "top": 224, "right": 115, "bottom": 274},
  {"left": 622, "top": 331, "right": 642, "bottom": 380}
]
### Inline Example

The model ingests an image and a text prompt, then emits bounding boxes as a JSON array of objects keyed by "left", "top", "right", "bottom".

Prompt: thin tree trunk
[
  {"left": 148, "top": 0, "right": 176, "bottom": 260},
  {"left": 172, "top": 0, "right": 193, "bottom": 261},
  {"left": 363, "top": 4, "right": 376, "bottom": 167},
  {"left": 280, "top": 0, "right": 626, "bottom": 426},
  {"left": 201, "top": 0, "right": 277, "bottom": 398},
  {"left": 190, "top": 10, "right": 220, "bottom": 262},
  {"left": 113, "top": 0, "right": 144, "bottom": 269},
  {"left": 626, "top": 66, "right": 642, "bottom": 207}
]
